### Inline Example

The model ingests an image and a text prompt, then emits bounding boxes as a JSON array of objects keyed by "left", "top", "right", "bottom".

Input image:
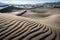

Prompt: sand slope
[
  {"left": 0, "top": 13, "right": 60, "bottom": 40},
  {"left": 21, "top": 9, "right": 60, "bottom": 28}
]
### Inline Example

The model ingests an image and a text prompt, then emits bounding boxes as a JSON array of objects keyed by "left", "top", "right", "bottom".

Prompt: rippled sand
[{"left": 0, "top": 13, "right": 60, "bottom": 40}]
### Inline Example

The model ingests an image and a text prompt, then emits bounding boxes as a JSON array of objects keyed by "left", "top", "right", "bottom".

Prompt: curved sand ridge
[{"left": 0, "top": 14, "right": 60, "bottom": 40}]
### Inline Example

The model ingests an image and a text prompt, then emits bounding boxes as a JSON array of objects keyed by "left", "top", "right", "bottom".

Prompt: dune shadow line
[{"left": 17, "top": 10, "right": 27, "bottom": 16}]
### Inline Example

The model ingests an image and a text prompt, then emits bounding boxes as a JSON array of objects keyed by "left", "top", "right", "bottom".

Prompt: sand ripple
[{"left": 0, "top": 14, "right": 60, "bottom": 40}]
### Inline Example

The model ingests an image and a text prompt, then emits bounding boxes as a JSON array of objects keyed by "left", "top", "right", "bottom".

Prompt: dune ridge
[{"left": 0, "top": 13, "right": 60, "bottom": 40}]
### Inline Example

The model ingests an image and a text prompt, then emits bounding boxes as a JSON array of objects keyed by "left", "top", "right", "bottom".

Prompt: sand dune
[
  {"left": 0, "top": 10, "right": 26, "bottom": 16},
  {"left": 0, "top": 5, "right": 25, "bottom": 13},
  {"left": 21, "top": 9, "right": 60, "bottom": 27},
  {"left": 40, "top": 14, "right": 60, "bottom": 27},
  {"left": 0, "top": 13, "right": 60, "bottom": 40}
]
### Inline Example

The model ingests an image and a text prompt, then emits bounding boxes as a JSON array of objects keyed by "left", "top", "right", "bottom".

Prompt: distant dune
[
  {"left": 0, "top": 5, "right": 25, "bottom": 13},
  {"left": 0, "top": 13, "right": 60, "bottom": 40}
]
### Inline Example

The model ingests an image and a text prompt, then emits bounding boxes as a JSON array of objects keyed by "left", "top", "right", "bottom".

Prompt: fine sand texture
[{"left": 0, "top": 13, "right": 60, "bottom": 40}]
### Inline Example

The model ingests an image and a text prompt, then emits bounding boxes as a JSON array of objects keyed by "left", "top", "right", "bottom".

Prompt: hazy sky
[{"left": 0, "top": 0, "right": 60, "bottom": 4}]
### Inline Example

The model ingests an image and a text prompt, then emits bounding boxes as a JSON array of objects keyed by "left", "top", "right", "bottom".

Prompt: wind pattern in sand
[{"left": 0, "top": 14, "right": 60, "bottom": 40}]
